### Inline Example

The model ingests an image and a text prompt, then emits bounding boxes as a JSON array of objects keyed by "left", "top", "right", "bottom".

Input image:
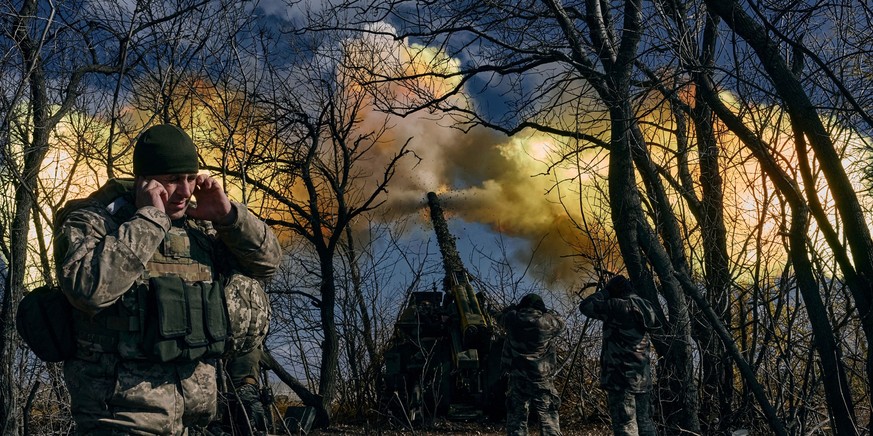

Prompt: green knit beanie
[{"left": 133, "top": 124, "right": 199, "bottom": 176}]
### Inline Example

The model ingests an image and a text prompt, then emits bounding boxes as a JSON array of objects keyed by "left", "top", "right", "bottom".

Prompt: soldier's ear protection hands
[
  {"left": 187, "top": 174, "right": 233, "bottom": 223},
  {"left": 135, "top": 176, "right": 168, "bottom": 212}
]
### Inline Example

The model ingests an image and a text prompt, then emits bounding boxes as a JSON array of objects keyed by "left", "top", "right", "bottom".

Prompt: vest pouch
[
  {"left": 203, "top": 281, "right": 228, "bottom": 358},
  {"left": 144, "top": 276, "right": 187, "bottom": 362},
  {"left": 180, "top": 282, "right": 207, "bottom": 361},
  {"left": 115, "top": 285, "right": 148, "bottom": 360},
  {"left": 184, "top": 283, "right": 207, "bottom": 347},
  {"left": 144, "top": 276, "right": 231, "bottom": 362}
]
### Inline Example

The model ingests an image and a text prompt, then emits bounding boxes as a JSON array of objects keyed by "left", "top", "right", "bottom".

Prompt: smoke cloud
[{"left": 341, "top": 25, "right": 603, "bottom": 287}]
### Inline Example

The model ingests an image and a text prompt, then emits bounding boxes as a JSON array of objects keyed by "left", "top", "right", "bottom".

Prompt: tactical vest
[{"left": 72, "top": 193, "right": 228, "bottom": 363}]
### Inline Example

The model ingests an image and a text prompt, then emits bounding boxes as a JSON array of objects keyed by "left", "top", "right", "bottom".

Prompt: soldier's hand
[
  {"left": 135, "top": 176, "right": 168, "bottom": 213},
  {"left": 577, "top": 282, "right": 599, "bottom": 299},
  {"left": 188, "top": 174, "right": 235, "bottom": 224}
]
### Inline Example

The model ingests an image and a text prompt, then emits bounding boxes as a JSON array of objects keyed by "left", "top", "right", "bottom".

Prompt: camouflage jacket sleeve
[
  {"left": 579, "top": 289, "right": 609, "bottom": 320},
  {"left": 541, "top": 310, "right": 566, "bottom": 339},
  {"left": 213, "top": 202, "right": 281, "bottom": 281},
  {"left": 54, "top": 205, "right": 171, "bottom": 316},
  {"left": 501, "top": 332, "right": 513, "bottom": 371},
  {"left": 581, "top": 290, "right": 657, "bottom": 331}
]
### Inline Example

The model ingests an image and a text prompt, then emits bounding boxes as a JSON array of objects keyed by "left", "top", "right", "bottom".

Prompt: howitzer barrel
[
  {"left": 426, "top": 192, "right": 490, "bottom": 348},
  {"left": 427, "top": 192, "right": 465, "bottom": 281}
]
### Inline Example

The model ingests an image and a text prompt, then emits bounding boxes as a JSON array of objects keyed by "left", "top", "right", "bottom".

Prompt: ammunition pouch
[
  {"left": 142, "top": 276, "right": 228, "bottom": 362},
  {"left": 77, "top": 277, "right": 229, "bottom": 362}
]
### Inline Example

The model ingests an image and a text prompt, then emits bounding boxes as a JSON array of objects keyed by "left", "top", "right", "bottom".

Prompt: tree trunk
[
  {"left": 626, "top": 123, "right": 703, "bottom": 433},
  {"left": 581, "top": 0, "right": 702, "bottom": 430},
  {"left": 344, "top": 227, "right": 377, "bottom": 362},
  {"left": 317, "top": 256, "right": 339, "bottom": 428},
  {"left": 698, "top": 74, "right": 858, "bottom": 435},
  {"left": 343, "top": 226, "right": 378, "bottom": 419},
  {"left": 689, "top": 15, "right": 735, "bottom": 429},
  {"left": 2, "top": 2, "right": 54, "bottom": 432},
  {"left": 608, "top": 98, "right": 700, "bottom": 432}
]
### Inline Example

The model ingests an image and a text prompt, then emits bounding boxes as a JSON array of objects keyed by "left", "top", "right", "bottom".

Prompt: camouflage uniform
[
  {"left": 579, "top": 285, "right": 659, "bottom": 436},
  {"left": 501, "top": 299, "right": 565, "bottom": 436},
  {"left": 54, "top": 179, "right": 281, "bottom": 435}
]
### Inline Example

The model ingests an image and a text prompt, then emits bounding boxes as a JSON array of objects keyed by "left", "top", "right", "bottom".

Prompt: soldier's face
[{"left": 150, "top": 173, "right": 198, "bottom": 219}]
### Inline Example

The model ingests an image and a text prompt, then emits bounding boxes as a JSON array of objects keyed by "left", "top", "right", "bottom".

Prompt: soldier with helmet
[
  {"left": 579, "top": 274, "right": 660, "bottom": 436},
  {"left": 501, "top": 293, "right": 565, "bottom": 436},
  {"left": 53, "top": 124, "right": 281, "bottom": 435}
]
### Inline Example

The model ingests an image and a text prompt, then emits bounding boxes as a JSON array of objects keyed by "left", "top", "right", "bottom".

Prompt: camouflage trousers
[
  {"left": 65, "top": 353, "right": 217, "bottom": 435},
  {"left": 606, "top": 389, "right": 656, "bottom": 436},
  {"left": 506, "top": 375, "right": 561, "bottom": 436}
]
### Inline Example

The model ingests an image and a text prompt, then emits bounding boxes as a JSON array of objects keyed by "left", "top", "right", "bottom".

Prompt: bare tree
[
  {"left": 696, "top": 1, "right": 872, "bottom": 432},
  {"left": 2, "top": 1, "right": 125, "bottom": 432},
  {"left": 198, "top": 28, "right": 417, "bottom": 426}
]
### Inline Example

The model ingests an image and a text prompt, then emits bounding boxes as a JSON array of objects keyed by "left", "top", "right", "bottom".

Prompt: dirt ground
[{"left": 317, "top": 420, "right": 611, "bottom": 435}]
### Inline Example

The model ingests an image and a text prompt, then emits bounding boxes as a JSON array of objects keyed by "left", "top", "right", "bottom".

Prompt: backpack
[
  {"left": 16, "top": 285, "right": 76, "bottom": 362},
  {"left": 15, "top": 179, "right": 134, "bottom": 363}
]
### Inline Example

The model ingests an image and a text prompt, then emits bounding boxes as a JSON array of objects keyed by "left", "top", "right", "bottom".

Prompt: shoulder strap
[{"left": 55, "top": 179, "right": 136, "bottom": 229}]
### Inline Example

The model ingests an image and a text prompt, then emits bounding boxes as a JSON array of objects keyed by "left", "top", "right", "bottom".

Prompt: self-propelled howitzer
[{"left": 380, "top": 192, "right": 506, "bottom": 423}]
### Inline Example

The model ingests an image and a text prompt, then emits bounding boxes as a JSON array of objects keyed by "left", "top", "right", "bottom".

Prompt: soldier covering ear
[{"left": 54, "top": 124, "right": 281, "bottom": 434}]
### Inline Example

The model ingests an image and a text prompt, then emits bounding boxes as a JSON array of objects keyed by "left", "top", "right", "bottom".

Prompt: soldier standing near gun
[
  {"left": 501, "top": 293, "right": 565, "bottom": 436},
  {"left": 54, "top": 124, "right": 281, "bottom": 434},
  {"left": 579, "top": 274, "right": 660, "bottom": 436}
]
